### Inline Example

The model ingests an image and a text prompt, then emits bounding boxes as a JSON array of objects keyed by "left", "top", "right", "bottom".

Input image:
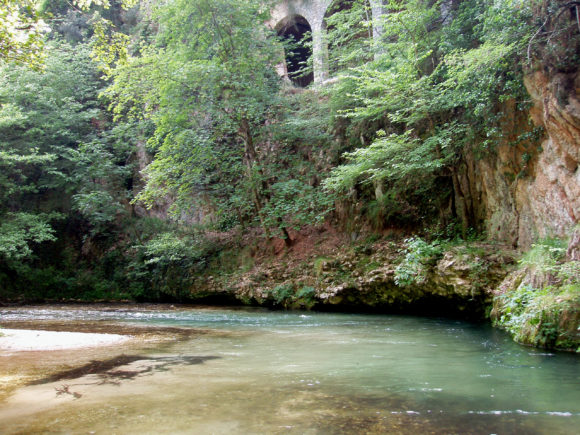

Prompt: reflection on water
[{"left": 1, "top": 305, "right": 579, "bottom": 434}]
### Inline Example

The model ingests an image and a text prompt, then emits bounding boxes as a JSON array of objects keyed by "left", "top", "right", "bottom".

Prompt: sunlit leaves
[
  {"left": 0, "top": 0, "right": 48, "bottom": 68},
  {"left": 74, "top": 0, "right": 138, "bottom": 10},
  {"left": 90, "top": 17, "right": 131, "bottom": 77},
  {"left": 324, "top": 0, "right": 373, "bottom": 73},
  {"left": 0, "top": 41, "right": 105, "bottom": 260},
  {"left": 0, "top": 0, "right": 140, "bottom": 73},
  {"left": 324, "top": 130, "right": 445, "bottom": 193},
  {"left": 324, "top": 0, "right": 535, "bottom": 220},
  {"left": 0, "top": 212, "right": 58, "bottom": 260}
]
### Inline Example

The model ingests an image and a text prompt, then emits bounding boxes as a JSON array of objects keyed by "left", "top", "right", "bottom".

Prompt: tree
[
  {"left": 0, "top": 0, "right": 47, "bottom": 68},
  {"left": 323, "top": 0, "right": 537, "bottom": 229},
  {"left": 0, "top": 41, "right": 107, "bottom": 262},
  {"left": 107, "top": 0, "right": 330, "bottom": 244},
  {"left": 324, "top": 0, "right": 375, "bottom": 74},
  {"left": 0, "top": 0, "right": 139, "bottom": 68}
]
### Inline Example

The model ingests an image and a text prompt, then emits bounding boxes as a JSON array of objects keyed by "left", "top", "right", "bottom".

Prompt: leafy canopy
[
  {"left": 107, "top": 0, "right": 331, "bottom": 239},
  {"left": 323, "top": 0, "right": 536, "bottom": 226},
  {"left": 0, "top": 0, "right": 138, "bottom": 68}
]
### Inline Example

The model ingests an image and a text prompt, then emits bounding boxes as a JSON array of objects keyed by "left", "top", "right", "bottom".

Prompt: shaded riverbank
[{"left": 2, "top": 231, "right": 578, "bottom": 353}]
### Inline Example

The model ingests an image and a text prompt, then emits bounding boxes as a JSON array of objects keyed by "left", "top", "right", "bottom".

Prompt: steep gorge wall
[{"left": 459, "top": 69, "right": 579, "bottom": 248}]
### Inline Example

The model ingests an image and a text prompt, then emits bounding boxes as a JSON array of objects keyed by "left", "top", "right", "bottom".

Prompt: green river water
[{"left": 0, "top": 305, "right": 578, "bottom": 434}]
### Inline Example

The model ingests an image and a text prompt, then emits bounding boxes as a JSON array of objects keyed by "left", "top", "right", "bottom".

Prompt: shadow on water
[{"left": 29, "top": 354, "right": 220, "bottom": 385}]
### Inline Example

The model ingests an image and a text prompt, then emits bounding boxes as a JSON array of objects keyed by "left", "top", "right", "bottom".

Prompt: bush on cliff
[{"left": 492, "top": 238, "right": 580, "bottom": 351}]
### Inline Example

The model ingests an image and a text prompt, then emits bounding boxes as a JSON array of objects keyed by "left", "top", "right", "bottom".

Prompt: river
[{"left": 0, "top": 305, "right": 578, "bottom": 434}]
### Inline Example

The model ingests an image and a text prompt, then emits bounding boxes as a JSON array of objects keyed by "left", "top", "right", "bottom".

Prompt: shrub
[
  {"left": 265, "top": 284, "right": 318, "bottom": 310},
  {"left": 493, "top": 237, "right": 580, "bottom": 350},
  {"left": 495, "top": 283, "right": 579, "bottom": 349},
  {"left": 520, "top": 238, "right": 567, "bottom": 273},
  {"left": 268, "top": 284, "right": 295, "bottom": 306},
  {"left": 294, "top": 285, "right": 318, "bottom": 309},
  {"left": 394, "top": 237, "right": 444, "bottom": 287}
]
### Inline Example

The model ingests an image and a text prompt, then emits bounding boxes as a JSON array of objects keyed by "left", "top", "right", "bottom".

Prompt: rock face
[
  {"left": 458, "top": 70, "right": 579, "bottom": 249},
  {"left": 192, "top": 242, "right": 516, "bottom": 319},
  {"left": 519, "top": 71, "right": 580, "bottom": 245},
  {"left": 566, "top": 227, "right": 580, "bottom": 261}
]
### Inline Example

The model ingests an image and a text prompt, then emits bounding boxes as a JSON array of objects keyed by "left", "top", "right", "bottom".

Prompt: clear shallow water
[{"left": 1, "top": 305, "right": 579, "bottom": 434}]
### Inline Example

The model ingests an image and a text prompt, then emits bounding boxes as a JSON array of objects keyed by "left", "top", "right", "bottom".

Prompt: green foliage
[
  {"left": 1, "top": 0, "right": 576, "bottom": 310},
  {"left": 323, "top": 0, "right": 539, "bottom": 228},
  {"left": 73, "top": 190, "right": 122, "bottom": 231},
  {"left": 519, "top": 237, "right": 568, "bottom": 272},
  {"left": 324, "top": 0, "right": 373, "bottom": 74},
  {"left": 495, "top": 283, "right": 579, "bottom": 349},
  {"left": 75, "top": 0, "right": 138, "bottom": 10},
  {"left": 68, "top": 129, "right": 134, "bottom": 234},
  {"left": 0, "top": 212, "right": 59, "bottom": 260},
  {"left": 106, "top": 0, "right": 334, "bottom": 241},
  {"left": 261, "top": 179, "right": 333, "bottom": 238},
  {"left": 126, "top": 230, "right": 221, "bottom": 300},
  {"left": 426, "top": 220, "right": 482, "bottom": 242},
  {"left": 296, "top": 285, "right": 316, "bottom": 300},
  {"left": 395, "top": 237, "right": 444, "bottom": 287},
  {"left": 494, "top": 235, "right": 580, "bottom": 350},
  {"left": 0, "top": 37, "right": 140, "bottom": 300},
  {"left": 266, "top": 283, "right": 318, "bottom": 310},
  {"left": 324, "top": 128, "right": 456, "bottom": 192},
  {"left": 268, "top": 284, "right": 295, "bottom": 306},
  {"left": 557, "top": 260, "right": 580, "bottom": 284},
  {"left": 516, "top": 237, "right": 579, "bottom": 289},
  {"left": 353, "top": 233, "right": 382, "bottom": 255},
  {"left": 294, "top": 285, "right": 317, "bottom": 309},
  {"left": 273, "top": 90, "right": 334, "bottom": 151},
  {"left": 89, "top": 16, "right": 132, "bottom": 77},
  {"left": 0, "top": 0, "right": 47, "bottom": 68},
  {"left": 0, "top": 1, "right": 138, "bottom": 69},
  {"left": 143, "top": 233, "right": 203, "bottom": 266},
  {"left": 0, "top": 41, "right": 102, "bottom": 262},
  {"left": 108, "top": 0, "right": 280, "bottom": 217}
]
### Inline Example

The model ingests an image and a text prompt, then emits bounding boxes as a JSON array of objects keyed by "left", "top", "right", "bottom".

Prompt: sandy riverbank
[{"left": 0, "top": 329, "right": 130, "bottom": 351}]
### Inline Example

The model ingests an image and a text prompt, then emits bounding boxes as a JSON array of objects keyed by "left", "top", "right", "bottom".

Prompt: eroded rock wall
[
  {"left": 191, "top": 241, "right": 516, "bottom": 318},
  {"left": 461, "top": 70, "right": 579, "bottom": 248}
]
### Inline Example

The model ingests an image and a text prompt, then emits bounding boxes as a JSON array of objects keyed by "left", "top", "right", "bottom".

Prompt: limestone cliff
[
  {"left": 457, "top": 69, "right": 579, "bottom": 249},
  {"left": 522, "top": 70, "right": 580, "bottom": 243}
]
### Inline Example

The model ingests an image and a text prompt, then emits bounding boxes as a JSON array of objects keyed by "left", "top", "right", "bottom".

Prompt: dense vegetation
[{"left": 0, "top": 0, "right": 578, "bottom": 346}]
